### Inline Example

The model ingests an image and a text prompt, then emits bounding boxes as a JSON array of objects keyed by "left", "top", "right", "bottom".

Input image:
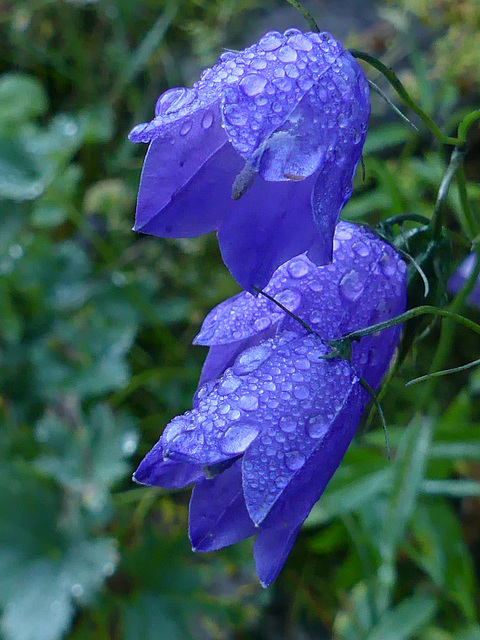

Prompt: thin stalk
[
  {"left": 430, "top": 146, "right": 466, "bottom": 238},
  {"left": 349, "top": 50, "right": 461, "bottom": 146},
  {"left": 284, "top": 0, "right": 320, "bottom": 32},
  {"left": 457, "top": 166, "right": 480, "bottom": 239}
]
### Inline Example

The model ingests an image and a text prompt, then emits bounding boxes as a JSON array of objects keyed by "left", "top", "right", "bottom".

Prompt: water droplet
[
  {"left": 223, "top": 103, "right": 247, "bottom": 126},
  {"left": 278, "top": 45, "right": 297, "bottom": 63},
  {"left": 273, "top": 77, "right": 293, "bottom": 92},
  {"left": 233, "top": 344, "right": 271, "bottom": 374},
  {"left": 201, "top": 110, "right": 214, "bottom": 129},
  {"left": 238, "top": 394, "right": 259, "bottom": 411},
  {"left": 219, "top": 403, "right": 230, "bottom": 415},
  {"left": 274, "top": 289, "right": 301, "bottom": 312},
  {"left": 220, "top": 424, "right": 259, "bottom": 454},
  {"left": 288, "top": 33, "right": 313, "bottom": 52},
  {"left": 259, "top": 32, "right": 283, "bottom": 52},
  {"left": 293, "top": 385, "right": 309, "bottom": 400},
  {"left": 295, "top": 357, "right": 311, "bottom": 370},
  {"left": 162, "top": 418, "right": 191, "bottom": 444},
  {"left": 285, "top": 64, "right": 300, "bottom": 79},
  {"left": 285, "top": 451, "right": 305, "bottom": 470},
  {"left": 307, "top": 417, "right": 330, "bottom": 438},
  {"left": 308, "top": 279, "right": 323, "bottom": 292},
  {"left": 279, "top": 417, "right": 296, "bottom": 433},
  {"left": 229, "top": 408, "right": 241, "bottom": 421},
  {"left": 340, "top": 270, "right": 364, "bottom": 302},
  {"left": 251, "top": 58, "right": 267, "bottom": 70},
  {"left": 353, "top": 241, "right": 369, "bottom": 257},
  {"left": 218, "top": 375, "right": 241, "bottom": 396},
  {"left": 337, "top": 112, "right": 348, "bottom": 128},
  {"left": 156, "top": 87, "right": 195, "bottom": 116},
  {"left": 380, "top": 252, "right": 397, "bottom": 277},
  {"left": 297, "top": 75, "right": 314, "bottom": 92},
  {"left": 254, "top": 316, "right": 271, "bottom": 331},
  {"left": 240, "top": 74, "right": 268, "bottom": 97},
  {"left": 179, "top": 120, "right": 192, "bottom": 136},
  {"left": 307, "top": 348, "right": 326, "bottom": 363},
  {"left": 287, "top": 259, "right": 309, "bottom": 278}
]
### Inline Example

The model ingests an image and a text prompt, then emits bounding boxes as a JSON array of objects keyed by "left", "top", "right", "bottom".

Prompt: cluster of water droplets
[
  {"left": 195, "top": 222, "right": 406, "bottom": 350},
  {"left": 161, "top": 329, "right": 358, "bottom": 478}
]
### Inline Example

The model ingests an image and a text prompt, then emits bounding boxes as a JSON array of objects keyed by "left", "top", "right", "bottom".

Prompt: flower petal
[
  {"left": 218, "top": 174, "right": 319, "bottom": 290},
  {"left": 221, "top": 30, "right": 344, "bottom": 167},
  {"left": 253, "top": 384, "right": 363, "bottom": 585},
  {"left": 189, "top": 461, "right": 256, "bottom": 552},
  {"left": 448, "top": 253, "right": 480, "bottom": 308},
  {"left": 241, "top": 334, "right": 359, "bottom": 525},
  {"left": 133, "top": 105, "right": 243, "bottom": 237},
  {"left": 133, "top": 441, "right": 202, "bottom": 488}
]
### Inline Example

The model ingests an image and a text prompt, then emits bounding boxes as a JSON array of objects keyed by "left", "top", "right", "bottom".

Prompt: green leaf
[
  {"left": 0, "top": 73, "right": 48, "bottom": 125},
  {"left": 368, "top": 594, "right": 437, "bottom": 640}
]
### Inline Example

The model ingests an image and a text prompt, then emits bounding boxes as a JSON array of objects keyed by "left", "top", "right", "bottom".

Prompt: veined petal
[
  {"left": 133, "top": 105, "right": 242, "bottom": 237},
  {"left": 133, "top": 441, "right": 202, "bottom": 488},
  {"left": 253, "top": 384, "right": 363, "bottom": 586},
  {"left": 218, "top": 173, "right": 318, "bottom": 291},
  {"left": 241, "top": 334, "right": 359, "bottom": 525},
  {"left": 189, "top": 461, "right": 256, "bottom": 552}
]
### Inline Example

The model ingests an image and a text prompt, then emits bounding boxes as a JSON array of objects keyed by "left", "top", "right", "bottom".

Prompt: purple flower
[
  {"left": 129, "top": 29, "right": 370, "bottom": 290},
  {"left": 448, "top": 253, "right": 480, "bottom": 307},
  {"left": 134, "top": 222, "right": 407, "bottom": 586}
]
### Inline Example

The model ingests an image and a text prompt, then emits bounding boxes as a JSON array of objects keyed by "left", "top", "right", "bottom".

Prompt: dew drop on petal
[
  {"left": 254, "top": 316, "right": 271, "bottom": 331},
  {"left": 288, "top": 33, "right": 313, "bottom": 52},
  {"left": 340, "top": 270, "right": 364, "bottom": 302},
  {"left": 287, "top": 259, "right": 309, "bottom": 278},
  {"left": 285, "top": 451, "right": 305, "bottom": 471},
  {"left": 297, "top": 75, "right": 314, "bottom": 92},
  {"left": 220, "top": 424, "right": 259, "bottom": 454},
  {"left": 251, "top": 58, "right": 267, "bottom": 70},
  {"left": 238, "top": 394, "right": 259, "bottom": 411},
  {"left": 223, "top": 104, "right": 247, "bottom": 126},
  {"left": 201, "top": 110, "right": 214, "bottom": 129},
  {"left": 274, "top": 288, "right": 301, "bottom": 312},
  {"left": 240, "top": 74, "right": 268, "bottom": 97},
  {"left": 179, "top": 120, "right": 192, "bottom": 136},
  {"left": 353, "top": 241, "right": 369, "bottom": 257},
  {"left": 279, "top": 417, "right": 296, "bottom": 433},
  {"left": 218, "top": 375, "right": 241, "bottom": 396},
  {"left": 293, "top": 385, "right": 309, "bottom": 400},
  {"left": 307, "top": 417, "right": 330, "bottom": 439},
  {"left": 277, "top": 45, "right": 297, "bottom": 63},
  {"left": 259, "top": 32, "right": 283, "bottom": 52},
  {"left": 233, "top": 344, "right": 272, "bottom": 375}
]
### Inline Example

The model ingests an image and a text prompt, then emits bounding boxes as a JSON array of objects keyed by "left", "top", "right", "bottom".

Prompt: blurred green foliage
[{"left": 0, "top": 0, "right": 479, "bottom": 639}]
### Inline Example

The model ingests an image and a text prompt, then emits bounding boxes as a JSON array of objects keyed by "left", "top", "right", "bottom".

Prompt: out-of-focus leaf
[
  {"left": 0, "top": 73, "right": 48, "bottom": 125},
  {"left": 368, "top": 594, "right": 437, "bottom": 640},
  {"left": 407, "top": 500, "right": 476, "bottom": 621},
  {"left": 122, "top": 593, "right": 188, "bottom": 640}
]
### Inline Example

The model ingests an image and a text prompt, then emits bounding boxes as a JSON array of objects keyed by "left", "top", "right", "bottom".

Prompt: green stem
[
  {"left": 430, "top": 146, "right": 466, "bottom": 238},
  {"left": 340, "top": 306, "right": 480, "bottom": 343},
  {"left": 284, "top": 0, "right": 320, "bottom": 32},
  {"left": 458, "top": 109, "right": 480, "bottom": 144},
  {"left": 349, "top": 50, "right": 461, "bottom": 146},
  {"left": 457, "top": 166, "right": 480, "bottom": 240}
]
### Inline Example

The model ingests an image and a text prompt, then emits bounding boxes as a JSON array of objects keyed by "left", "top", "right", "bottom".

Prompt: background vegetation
[{"left": 0, "top": 0, "right": 479, "bottom": 638}]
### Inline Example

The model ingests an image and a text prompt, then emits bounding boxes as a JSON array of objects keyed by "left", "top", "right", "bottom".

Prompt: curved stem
[
  {"left": 284, "top": 0, "right": 320, "bottom": 32},
  {"left": 349, "top": 50, "right": 461, "bottom": 146},
  {"left": 430, "top": 146, "right": 466, "bottom": 238},
  {"left": 341, "top": 306, "right": 480, "bottom": 343}
]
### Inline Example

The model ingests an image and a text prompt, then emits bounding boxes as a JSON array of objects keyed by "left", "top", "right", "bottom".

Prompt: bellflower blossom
[
  {"left": 448, "top": 253, "right": 480, "bottom": 307},
  {"left": 129, "top": 29, "right": 370, "bottom": 290},
  {"left": 134, "top": 222, "right": 407, "bottom": 586}
]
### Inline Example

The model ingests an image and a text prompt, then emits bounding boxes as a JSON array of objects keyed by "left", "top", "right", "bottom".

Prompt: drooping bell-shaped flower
[
  {"left": 448, "top": 253, "right": 480, "bottom": 308},
  {"left": 129, "top": 29, "right": 370, "bottom": 290},
  {"left": 134, "top": 222, "right": 407, "bottom": 586}
]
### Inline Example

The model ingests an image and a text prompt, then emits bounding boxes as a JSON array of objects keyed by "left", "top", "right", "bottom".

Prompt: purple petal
[
  {"left": 221, "top": 30, "right": 345, "bottom": 170},
  {"left": 189, "top": 461, "right": 256, "bottom": 552},
  {"left": 240, "top": 334, "right": 359, "bottom": 525},
  {"left": 448, "top": 253, "right": 480, "bottom": 308},
  {"left": 133, "top": 105, "right": 242, "bottom": 237},
  {"left": 254, "top": 383, "right": 364, "bottom": 586},
  {"left": 218, "top": 174, "right": 319, "bottom": 290},
  {"left": 133, "top": 441, "right": 202, "bottom": 488}
]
